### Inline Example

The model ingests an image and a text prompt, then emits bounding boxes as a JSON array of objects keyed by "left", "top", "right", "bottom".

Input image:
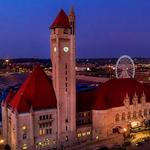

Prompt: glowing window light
[
  {"left": 43, "top": 129, "right": 45, "bottom": 135},
  {"left": 87, "top": 131, "right": 91, "bottom": 135},
  {"left": 77, "top": 133, "right": 81, "bottom": 137},
  {"left": 123, "top": 128, "right": 127, "bottom": 132},
  {"left": 0, "top": 139, "right": 4, "bottom": 144},
  {"left": 53, "top": 140, "right": 56, "bottom": 144},
  {"left": 39, "top": 129, "right": 43, "bottom": 135},
  {"left": 22, "top": 144, "right": 27, "bottom": 150},
  {"left": 22, "top": 125, "right": 27, "bottom": 130},
  {"left": 82, "top": 132, "right": 86, "bottom": 136}
]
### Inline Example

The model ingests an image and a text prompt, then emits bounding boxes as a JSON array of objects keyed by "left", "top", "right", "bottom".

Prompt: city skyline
[
  {"left": 1, "top": 5, "right": 150, "bottom": 150},
  {"left": 0, "top": 0, "right": 150, "bottom": 58}
]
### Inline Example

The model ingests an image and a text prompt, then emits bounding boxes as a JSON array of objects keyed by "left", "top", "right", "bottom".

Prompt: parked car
[
  {"left": 135, "top": 141, "right": 145, "bottom": 146},
  {"left": 122, "top": 141, "right": 131, "bottom": 146}
]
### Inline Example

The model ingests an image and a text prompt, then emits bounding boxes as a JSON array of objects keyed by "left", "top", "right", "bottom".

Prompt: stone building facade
[{"left": 2, "top": 8, "right": 150, "bottom": 150}]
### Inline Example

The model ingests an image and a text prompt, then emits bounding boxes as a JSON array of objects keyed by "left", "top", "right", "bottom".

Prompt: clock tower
[{"left": 50, "top": 8, "right": 76, "bottom": 146}]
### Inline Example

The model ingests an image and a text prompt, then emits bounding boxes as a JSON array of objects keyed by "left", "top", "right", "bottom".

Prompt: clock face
[
  {"left": 54, "top": 47, "right": 57, "bottom": 52},
  {"left": 63, "top": 47, "right": 69, "bottom": 53}
]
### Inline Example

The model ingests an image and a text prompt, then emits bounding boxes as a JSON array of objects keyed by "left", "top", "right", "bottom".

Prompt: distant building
[{"left": 2, "top": 8, "right": 150, "bottom": 150}]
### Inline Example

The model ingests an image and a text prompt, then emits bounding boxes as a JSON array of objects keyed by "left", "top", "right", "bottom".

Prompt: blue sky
[{"left": 0, "top": 0, "right": 150, "bottom": 58}]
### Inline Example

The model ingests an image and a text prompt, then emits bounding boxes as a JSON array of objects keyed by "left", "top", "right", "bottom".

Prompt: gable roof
[
  {"left": 50, "top": 9, "right": 70, "bottom": 29},
  {"left": 9, "top": 65, "right": 57, "bottom": 113}
]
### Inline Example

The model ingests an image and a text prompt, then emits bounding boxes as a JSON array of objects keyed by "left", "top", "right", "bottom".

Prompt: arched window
[
  {"left": 23, "top": 133, "right": 27, "bottom": 139},
  {"left": 64, "top": 29, "right": 68, "bottom": 34},
  {"left": 144, "top": 109, "right": 147, "bottom": 116},
  {"left": 112, "top": 127, "right": 119, "bottom": 133},
  {"left": 139, "top": 110, "right": 142, "bottom": 117},
  {"left": 133, "top": 111, "right": 137, "bottom": 119},
  {"left": 127, "top": 112, "right": 131, "bottom": 120},
  {"left": 122, "top": 112, "right": 126, "bottom": 121},
  {"left": 115, "top": 114, "right": 120, "bottom": 122}
]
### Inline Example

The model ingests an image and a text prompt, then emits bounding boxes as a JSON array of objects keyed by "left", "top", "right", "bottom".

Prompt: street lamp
[
  {"left": 0, "top": 139, "right": 4, "bottom": 144},
  {"left": 123, "top": 128, "right": 127, "bottom": 132}
]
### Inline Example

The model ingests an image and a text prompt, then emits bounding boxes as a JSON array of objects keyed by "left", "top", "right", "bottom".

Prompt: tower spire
[
  {"left": 50, "top": 8, "right": 76, "bottom": 148},
  {"left": 68, "top": 6, "right": 76, "bottom": 35},
  {"left": 69, "top": 6, "right": 75, "bottom": 16}
]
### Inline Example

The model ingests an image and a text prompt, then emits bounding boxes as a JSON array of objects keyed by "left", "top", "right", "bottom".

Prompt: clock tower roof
[{"left": 50, "top": 9, "right": 70, "bottom": 29}]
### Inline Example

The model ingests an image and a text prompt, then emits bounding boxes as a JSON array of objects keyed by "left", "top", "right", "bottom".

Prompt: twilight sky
[{"left": 0, "top": 0, "right": 150, "bottom": 58}]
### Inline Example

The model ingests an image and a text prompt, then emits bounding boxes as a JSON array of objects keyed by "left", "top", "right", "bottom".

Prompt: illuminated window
[
  {"left": 87, "top": 131, "right": 91, "bottom": 135},
  {"left": 22, "top": 144, "right": 27, "bottom": 150},
  {"left": 0, "top": 139, "right": 4, "bottom": 144},
  {"left": 43, "top": 129, "right": 45, "bottom": 135},
  {"left": 84, "top": 113, "right": 87, "bottom": 117},
  {"left": 82, "top": 132, "right": 86, "bottom": 136},
  {"left": 39, "top": 129, "right": 43, "bottom": 135},
  {"left": 38, "top": 142, "right": 42, "bottom": 146},
  {"left": 22, "top": 126, "right": 27, "bottom": 130},
  {"left": 77, "top": 133, "right": 81, "bottom": 137},
  {"left": 66, "top": 136, "right": 68, "bottom": 142},
  {"left": 53, "top": 140, "right": 56, "bottom": 144}
]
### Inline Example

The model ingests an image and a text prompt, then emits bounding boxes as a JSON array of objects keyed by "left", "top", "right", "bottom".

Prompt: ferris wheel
[{"left": 115, "top": 55, "right": 135, "bottom": 79}]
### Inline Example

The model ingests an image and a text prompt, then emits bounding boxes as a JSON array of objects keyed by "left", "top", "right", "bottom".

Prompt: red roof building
[
  {"left": 77, "top": 89, "right": 96, "bottom": 112},
  {"left": 8, "top": 65, "right": 57, "bottom": 113},
  {"left": 4, "top": 67, "right": 150, "bottom": 113},
  {"left": 92, "top": 78, "right": 150, "bottom": 110},
  {"left": 50, "top": 9, "right": 70, "bottom": 29}
]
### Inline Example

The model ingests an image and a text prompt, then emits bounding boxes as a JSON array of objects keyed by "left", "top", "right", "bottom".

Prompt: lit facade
[{"left": 2, "top": 8, "right": 150, "bottom": 150}]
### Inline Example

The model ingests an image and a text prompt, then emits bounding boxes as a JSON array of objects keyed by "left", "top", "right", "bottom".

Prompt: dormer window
[{"left": 64, "top": 29, "right": 68, "bottom": 34}]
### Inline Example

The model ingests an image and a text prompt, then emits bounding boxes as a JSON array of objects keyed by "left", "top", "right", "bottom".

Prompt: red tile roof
[
  {"left": 5, "top": 68, "right": 150, "bottom": 113},
  {"left": 50, "top": 9, "right": 70, "bottom": 29},
  {"left": 9, "top": 65, "right": 57, "bottom": 113},
  {"left": 92, "top": 78, "right": 150, "bottom": 110},
  {"left": 77, "top": 89, "right": 96, "bottom": 112}
]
